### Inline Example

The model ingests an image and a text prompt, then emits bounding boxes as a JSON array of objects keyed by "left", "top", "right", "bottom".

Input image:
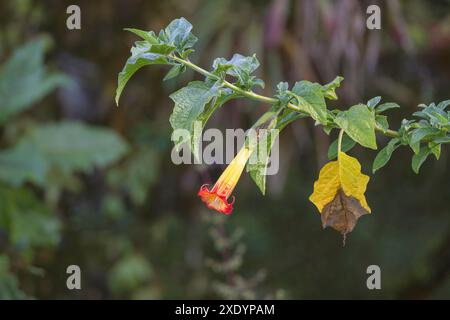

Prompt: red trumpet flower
[{"left": 198, "top": 146, "right": 253, "bottom": 214}]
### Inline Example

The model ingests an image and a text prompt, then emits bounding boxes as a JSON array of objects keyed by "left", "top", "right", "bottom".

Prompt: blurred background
[{"left": 0, "top": 0, "right": 449, "bottom": 299}]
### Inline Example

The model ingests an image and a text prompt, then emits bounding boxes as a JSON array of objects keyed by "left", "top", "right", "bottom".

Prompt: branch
[{"left": 170, "top": 55, "right": 400, "bottom": 138}]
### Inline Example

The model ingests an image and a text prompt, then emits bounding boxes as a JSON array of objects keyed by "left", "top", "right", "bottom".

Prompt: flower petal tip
[{"left": 198, "top": 185, "right": 233, "bottom": 215}]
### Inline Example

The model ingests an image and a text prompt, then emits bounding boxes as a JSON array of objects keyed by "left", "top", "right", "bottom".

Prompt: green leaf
[
  {"left": 367, "top": 96, "right": 381, "bottom": 109},
  {"left": 0, "top": 122, "right": 128, "bottom": 187},
  {"left": 0, "top": 185, "right": 60, "bottom": 250},
  {"left": 162, "top": 17, "right": 197, "bottom": 53},
  {"left": 376, "top": 102, "right": 400, "bottom": 114},
  {"left": 335, "top": 104, "right": 377, "bottom": 149},
  {"left": 275, "top": 82, "right": 290, "bottom": 105},
  {"left": 247, "top": 108, "right": 306, "bottom": 194},
  {"left": 372, "top": 138, "right": 400, "bottom": 173},
  {"left": 163, "top": 64, "right": 185, "bottom": 81},
  {"left": 124, "top": 28, "right": 159, "bottom": 44},
  {"left": 413, "top": 104, "right": 448, "bottom": 126},
  {"left": 213, "top": 54, "right": 259, "bottom": 77},
  {"left": 189, "top": 88, "right": 240, "bottom": 160},
  {"left": 430, "top": 143, "right": 441, "bottom": 160},
  {"left": 409, "top": 127, "right": 440, "bottom": 154},
  {"left": 212, "top": 54, "right": 263, "bottom": 89},
  {"left": 276, "top": 82, "right": 289, "bottom": 92},
  {"left": 116, "top": 42, "right": 169, "bottom": 105},
  {"left": 22, "top": 121, "right": 129, "bottom": 173},
  {"left": 327, "top": 133, "right": 357, "bottom": 160},
  {"left": 0, "top": 36, "right": 69, "bottom": 124},
  {"left": 148, "top": 43, "right": 177, "bottom": 55},
  {"left": 411, "top": 146, "right": 431, "bottom": 174},
  {"left": 169, "top": 81, "right": 222, "bottom": 158},
  {"left": 437, "top": 99, "right": 450, "bottom": 110},
  {"left": 117, "top": 19, "right": 199, "bottom": 104},
  {"left": 292, "top": 80, "right": 327, "bottom": 124},
  {"left": 375, "top": 115, "right": 389, "bottom": 132},
  {"left": 0, "top": 141, "right": 47, "bottom": 186},
  {"left": 322, "top": 76, "right": 344, "bottom": 100},
  {"left": 196, "top": 88, "right": 239, "bottom": 130},
  {"left": 434, "top": 135, "right": 450, "bottom": 144}
]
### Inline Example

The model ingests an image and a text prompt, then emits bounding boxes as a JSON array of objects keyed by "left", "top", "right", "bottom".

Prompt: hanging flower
[{"left": 198, "top": 146, "right": 253, "bottom": 214}]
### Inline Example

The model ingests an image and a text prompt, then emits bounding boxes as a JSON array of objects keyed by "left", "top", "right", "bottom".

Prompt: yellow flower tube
[{"left": 198, "top": 145, "right": 253, "bottom": 214}]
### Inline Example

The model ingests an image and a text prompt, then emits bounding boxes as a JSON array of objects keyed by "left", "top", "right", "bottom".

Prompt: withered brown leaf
[{"left": 321, "top": 189, "right": 370, "bottom": 245}]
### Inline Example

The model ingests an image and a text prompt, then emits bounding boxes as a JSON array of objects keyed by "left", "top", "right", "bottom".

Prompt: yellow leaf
[{"left": 309, "top": 151, "right": 371, "bottom": 237}]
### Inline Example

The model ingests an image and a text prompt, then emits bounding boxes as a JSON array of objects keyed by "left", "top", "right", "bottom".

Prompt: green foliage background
[{"left": 0, "top": 0, "right": 449, "bottom": 299}]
